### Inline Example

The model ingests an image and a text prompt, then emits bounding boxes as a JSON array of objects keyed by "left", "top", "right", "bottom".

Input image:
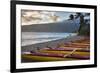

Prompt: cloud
[{"left": 21, "top": 10, "right": 61, "bottom": 25}]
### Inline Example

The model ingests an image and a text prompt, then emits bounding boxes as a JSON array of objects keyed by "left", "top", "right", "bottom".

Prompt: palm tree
[
  {"left": 75, "top": 13, "right": 81, "bottom": 19},
  {"left": 67, "top": 13, "right": 90, "bottom": 36},
  {"left": 77, "top": 13, "right": 90, "bottom": 36},
  {"left": 69, "top": 14, "right": 74, "bottom": 20},
  {"left": 78, "top": 14, "right": 84, "bottom": 33}
]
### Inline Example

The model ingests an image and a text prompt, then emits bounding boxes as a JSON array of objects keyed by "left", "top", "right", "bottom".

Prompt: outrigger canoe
[
  {"left": 22, "top": 50, "right": 90, "bottom": 59},
  {"left": 22, "top": 54, "right": 77, "bottom": 62},
  {"left": 60, "top": 45, "right": 89, "bottom": 48},
  {"left": 41, "top": 47, "right": 90, "bottom": 52},
  {"left": 39, "top": 50, "right": 90, "bottom": 56}
]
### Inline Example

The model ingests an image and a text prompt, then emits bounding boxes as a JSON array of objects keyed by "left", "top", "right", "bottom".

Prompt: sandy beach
[{"left": 21, "top": 36, "right": 87, "bottom": 52}]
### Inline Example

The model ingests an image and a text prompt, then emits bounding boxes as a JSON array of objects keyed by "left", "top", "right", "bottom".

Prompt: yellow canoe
[
  {"left": 22, "top": 54, "right": 77, "bottom": 62},
  {"left": 39, "top": 50, "right": 90, "bottom": 56}
]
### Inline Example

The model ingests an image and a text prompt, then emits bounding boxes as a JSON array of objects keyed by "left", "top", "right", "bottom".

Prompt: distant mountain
[{"left": 22, "top": 18, "right": 80, "bottom": 33}]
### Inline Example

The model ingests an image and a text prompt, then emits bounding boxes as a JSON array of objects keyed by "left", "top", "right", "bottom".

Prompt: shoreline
[{"left": 21, "top": 35, "right": 88, "bottom": 52}]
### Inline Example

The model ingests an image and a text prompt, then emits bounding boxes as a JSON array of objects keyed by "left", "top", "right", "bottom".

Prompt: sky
[
  {"left": 55, "top": 12, "right": 76, "bottom": 21},
  {"left": 21, "top": 10, "right": 76, "bottom": 25}
]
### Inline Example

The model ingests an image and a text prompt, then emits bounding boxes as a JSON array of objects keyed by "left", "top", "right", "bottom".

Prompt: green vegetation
[
  {"left": 78, "top": 13, "right": 90, "bottom": 36},
  {"left": 68, "top": 12, "right": 90, "bottom": 36}
]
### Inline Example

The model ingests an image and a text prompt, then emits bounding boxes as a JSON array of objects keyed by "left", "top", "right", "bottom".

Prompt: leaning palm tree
[
  {"left": 77, "top": 13, "right": 90, "bottom": 36},
  {"left": 78, "top": 14, "right": 85, "bottom": 34}
]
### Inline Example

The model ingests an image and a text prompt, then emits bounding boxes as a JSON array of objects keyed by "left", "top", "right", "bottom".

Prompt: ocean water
[{"left": 22, "top": 32, "right": 77, "bottom": 46}]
